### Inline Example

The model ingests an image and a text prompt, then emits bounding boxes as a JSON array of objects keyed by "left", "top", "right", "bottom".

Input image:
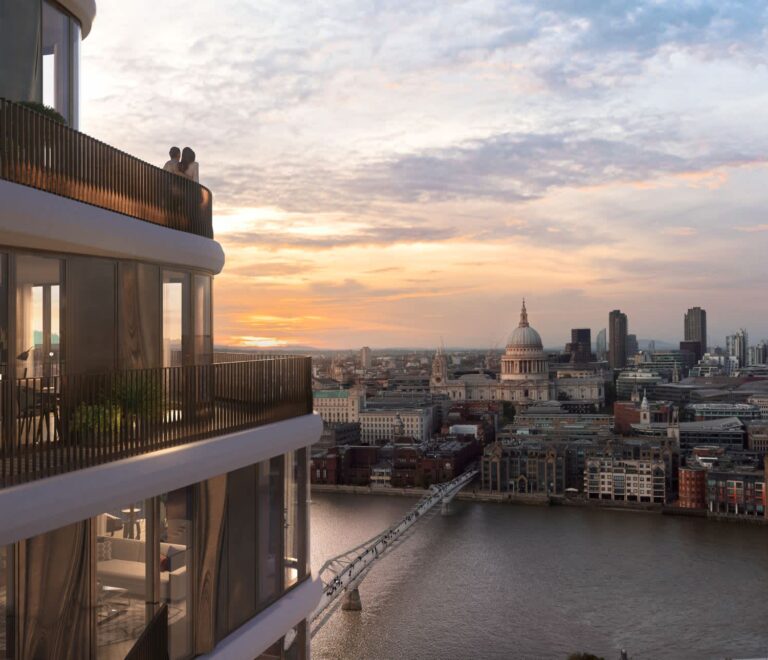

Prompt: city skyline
[{"left": 81, "top": 1, "right": 768, "bottom": 348}]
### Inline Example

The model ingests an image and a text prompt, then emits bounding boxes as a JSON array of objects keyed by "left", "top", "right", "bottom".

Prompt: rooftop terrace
[{"left": 0, "top": 98, "right": 213, "bottom": 239}]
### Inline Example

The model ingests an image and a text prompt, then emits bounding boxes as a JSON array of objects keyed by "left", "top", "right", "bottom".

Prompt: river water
[{"left": 310, "top": 493, "right": 768, "bottom": 660}]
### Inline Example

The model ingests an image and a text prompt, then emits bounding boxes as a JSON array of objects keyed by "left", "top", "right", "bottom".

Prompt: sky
[{"left": 81, "top": 1, "right": 768, "bottom": 350}]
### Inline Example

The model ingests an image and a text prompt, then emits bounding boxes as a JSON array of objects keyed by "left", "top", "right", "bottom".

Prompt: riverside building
[
  {"left": 584, "top": 457, "right": 667, "bottom": 504},
  {"left": 0, "top": 3, "right": 320, "bottom": 658}
]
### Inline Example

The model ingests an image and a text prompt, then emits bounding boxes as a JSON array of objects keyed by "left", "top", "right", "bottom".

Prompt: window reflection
[
  {"left": 284, "top": 449, "right": 308, "bottom": 589},
  {"left": 258, "top": 457, "right": 284, "bottom": 604},
  {"left": 163, "top": 271, "right": 188, "bottom": 367},
  {"left": 0, "top": 545, "right": 6, "bottom": 656},
  {"left": 193, "top": 274, "right": 212, "bottom": 364},
  {"left": 15, "top": 255, "right": 61, "bottom": 379},
  {"left": 160, "top": 488, "right": 193, "bottom": 660},
  {"left": 95, "top": 501, "right": 147, "bottom": 659}
]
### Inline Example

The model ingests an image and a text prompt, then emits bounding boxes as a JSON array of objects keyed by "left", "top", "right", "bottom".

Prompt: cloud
[
  {"left": 82, "top": 1, "right": 768, "bottom": 347},
  {"left": 737, "top": 224, "right": 768, "bottom": 233},
  {"left": 222, "top": 223, "right": 458, "bottom": 250},
  {"left": 344, "top": 130, "right": 764, "bottom": 207},
  {"left": 661, "top": 226, "right": 698, "bottom": 237}
]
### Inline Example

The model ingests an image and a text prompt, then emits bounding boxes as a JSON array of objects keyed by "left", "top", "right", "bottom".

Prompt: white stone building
[
  {"left": 313, "top": 388, "right": 364, "bottom": 423},
  {"left": 359, "top": 409, "right": 432, "bottom": 444},
  {"left": 429, "top": 301, "right": 604, "bottom": 406}
]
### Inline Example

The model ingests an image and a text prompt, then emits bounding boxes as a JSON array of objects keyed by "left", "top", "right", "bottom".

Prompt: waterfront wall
[{"left": 310, "top": 484, "right": 768, "bottom": 524}]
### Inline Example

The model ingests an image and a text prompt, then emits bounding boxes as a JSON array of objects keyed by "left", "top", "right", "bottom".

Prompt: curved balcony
[
  {"left": 0, "top": 356, "right": 313, "bottom": 487},
  {"left": 0, "top": 98, "right": 213, "bottom": 239}
]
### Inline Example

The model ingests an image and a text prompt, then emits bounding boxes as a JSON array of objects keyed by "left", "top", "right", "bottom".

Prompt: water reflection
[{"left": 311, "top": 494, "right": 768, "bottom": 660}]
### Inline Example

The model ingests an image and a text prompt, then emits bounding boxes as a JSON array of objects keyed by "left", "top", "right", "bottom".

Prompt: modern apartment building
[
  {"left": 726, "top": 329, "right": 749, "bottom": 369},
  {"left": 0, "top": 3, "right": 321, "bottom": 658},
  {"left": 584, "top": 457, "right": 666, "bottom": 504}
]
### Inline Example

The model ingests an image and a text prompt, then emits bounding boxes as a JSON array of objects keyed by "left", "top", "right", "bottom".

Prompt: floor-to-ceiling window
[
  {"left": 15, "top": 254, "right": 62, "bottom": 380},
  {"left": 95, "top": 501, "right": 148, "bottom": 660},
  {"left": 284, "top": 449, "right": 308, "bottom": 589},
  {"left": 0, "top": 545, "right": 6, "bottom": 656},
  {"left": 163, "top": 271, "right": 191, "bottom": 368},
  {"left": 258, "top": 456, "right": 284, "bottom": 605},
  {"left": 160, "top": 487, "right": 193, "bottom": 660},
  {"left": 193, "top": 274, "right": 212, "bottom": 365},
  {"left": 42, "top": 0, "right": 80, "bottom": 126}
]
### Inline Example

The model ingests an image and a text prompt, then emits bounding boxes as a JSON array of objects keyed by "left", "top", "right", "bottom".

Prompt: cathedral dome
[{"left": 506, "top": 300, "right": 543, "bottom": 349}]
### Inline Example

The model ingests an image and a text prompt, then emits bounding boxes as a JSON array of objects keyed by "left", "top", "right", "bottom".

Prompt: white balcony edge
[
  {"left": 0, "top": 413, "right": 322, "bottom": 546},
  {"left": 0, "top": 178, "right": 225, "bottom": 274},
  {"left": 60, "top": 0, "right": 97, "bottom": 37},
  {"left": 202, "top": 577, "right": 323, "bottom": 660}
]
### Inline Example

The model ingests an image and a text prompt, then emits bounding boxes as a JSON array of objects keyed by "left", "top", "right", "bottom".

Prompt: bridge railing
[{"left": 312, "top": 467, "right": 478, "bottom": 630}]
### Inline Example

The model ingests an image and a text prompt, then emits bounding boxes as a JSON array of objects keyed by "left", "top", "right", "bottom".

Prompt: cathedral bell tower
[
  {"left": 431, "top": 346, "right": 449, "bottom": 386},
  {"left": 640, "top": 390, "right": 651, "bottom": 425}
]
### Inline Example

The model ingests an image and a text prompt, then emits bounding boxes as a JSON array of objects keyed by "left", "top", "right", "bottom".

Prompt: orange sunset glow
[{"left": 80, "top": 2, "right": 768, "bottom": 349}]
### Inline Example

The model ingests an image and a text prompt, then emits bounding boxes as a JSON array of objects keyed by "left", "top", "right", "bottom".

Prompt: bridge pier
[{"left": 342, "top": 588, "right": 362, "bottom": 611}]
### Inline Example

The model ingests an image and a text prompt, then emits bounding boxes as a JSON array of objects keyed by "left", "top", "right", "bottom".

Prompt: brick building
[{"left": 678, "top": 466, "right": 707, "bottom": 509}]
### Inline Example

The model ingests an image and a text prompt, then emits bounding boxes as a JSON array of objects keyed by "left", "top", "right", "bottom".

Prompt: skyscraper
[
  {"left": 596, "top": 328, "right": 607, "bottom": 361},
  {"left": 726, "top": 329, "right": 749, "bottom": 368},
  {"left": 748, "top": 342, "right": 768, "bottom": 366},
  {"left": 360, "top": 346, "right": 372, "bottom": 369},
  {"left": 565, "top": 328, "right": 593, "bottom": 363},
  {"left": 626, "top": 334, "right": 639, "bottom": 360},
  {"left": 684, "top": 307, "right": 707, "bottom": 356},
  {"left": 609, "top": 310, "right": 628, "bottom": 370}
]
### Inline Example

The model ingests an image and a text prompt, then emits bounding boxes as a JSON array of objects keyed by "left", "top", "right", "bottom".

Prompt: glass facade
[
  {"left": 0, "top": 1, "right": 43, "bottom": 108},
  {"left": 0, "top": 250, "right": 307, "bottom": 658},
  {"left": 193, "top": 274, "right": 212, "bottom": 364},
  {"left": 284, "top": 449, "right": 309, "bottom": 589},
  {"left": 161, "top": 487, "right": 194, "bottom": 660},
  {"left": 41, "top": 1, "right": 81, "bottom": 125},
  {"left": 0, "top": 545, "right": 6, "bottom": 656},
  {"left": 0, "top": 250, "right": 212, "bottom": 381},
  {"left": 95, "top": 501, "right": 148, "bottom": 659},
  {"left": 14, "top": 255, "right": 62, "bottom": 379},
  {"left": 0, "top": 1, "right": 82, "bottom": 126},
  {"left": 0, "top": 450, "right": 310, "bottom": 658},
  {"left": 163, "top": 271, "right": 190, "bottom": 368}
]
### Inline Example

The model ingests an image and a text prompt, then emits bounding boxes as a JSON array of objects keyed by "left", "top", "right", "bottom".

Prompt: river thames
[{"left": 311, "top": 493, "right": 768, "bottom": 660}]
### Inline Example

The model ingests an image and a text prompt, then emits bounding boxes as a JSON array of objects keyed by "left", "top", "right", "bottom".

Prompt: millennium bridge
[{"left": 310, "top": 467, "right": 478, "bottom": 634}]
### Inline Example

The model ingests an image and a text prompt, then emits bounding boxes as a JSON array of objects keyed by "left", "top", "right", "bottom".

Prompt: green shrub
[
  {"left": 17, "top": 101, "right": 67, "bottom": 125},
  {"left": 70, "top": 402, "right": 123, "bottom": 436}
]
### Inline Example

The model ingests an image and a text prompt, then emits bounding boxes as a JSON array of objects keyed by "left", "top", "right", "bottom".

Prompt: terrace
[
  {"left": 0, "top": 356, "right": 313, "bottom": 488},
  {"left": 0, "top": 98, "right": 213, "bottom": 239}
]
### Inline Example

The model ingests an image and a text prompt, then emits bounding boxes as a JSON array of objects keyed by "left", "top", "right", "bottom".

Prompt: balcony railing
[
  {"left": 0, "top": 357, "right": 312, "bottom": 488},
  {"left": 0, "top": 98, "right": 213, "bottom": 239}
]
